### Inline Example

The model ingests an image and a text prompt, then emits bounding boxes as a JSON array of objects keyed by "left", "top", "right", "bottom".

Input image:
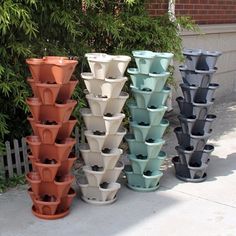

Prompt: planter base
[
  {"left": 81, "top": 195, "right": 117, "bottom": 205},
  {"left": 126, "top": 183, "right": 160, "bottom": 192},
  {"left": 175, "top": 173, "right": 207, "bottom": 183},
  {"left": 32, "top": 205, "right": 69, "bottom": 220}
]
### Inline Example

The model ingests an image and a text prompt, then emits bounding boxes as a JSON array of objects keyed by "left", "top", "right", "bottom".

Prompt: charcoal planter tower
[
  {"left": 124, "top": 51, "right": 173, "bottom": 191},
  {"left": 173, "top": 49, "right": 221, "bottom": 182},
  {"left": 26, "top": 56, "right": 78, "bottom": 219},
  {"left": 77, "top": 53, "right": 131, "bottom": 204}
]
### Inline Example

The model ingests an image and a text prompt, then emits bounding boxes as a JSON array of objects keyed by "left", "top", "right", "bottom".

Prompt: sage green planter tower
[
  {"left": 77, "top": 53, "right": 131, "bottom": 204},
  {"left": 124, "top": 51, "right": 173, "bottom": 192}
]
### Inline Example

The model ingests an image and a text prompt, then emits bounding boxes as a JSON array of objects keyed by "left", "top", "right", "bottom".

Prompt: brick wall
[{"left": 147, "top": 0, "right": 236, "bottom": 24}]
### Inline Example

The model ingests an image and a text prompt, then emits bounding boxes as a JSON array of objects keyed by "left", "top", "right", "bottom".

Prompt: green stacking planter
[{"left": 125, "top": 50, "right": 173, "bottom": 192}]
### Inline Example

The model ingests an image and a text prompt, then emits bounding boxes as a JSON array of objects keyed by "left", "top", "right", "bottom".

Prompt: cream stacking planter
[
  {"left": 77, "top": 53, "right": 131, "bottom": 204},
  {"left": 124, "top": 50, "right": 173, "bottom": 192}
]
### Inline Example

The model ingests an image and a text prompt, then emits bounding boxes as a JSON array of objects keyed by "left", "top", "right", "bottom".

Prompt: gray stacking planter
[{"left": 173, "top": 48, "right": 221, "bottom": 182}]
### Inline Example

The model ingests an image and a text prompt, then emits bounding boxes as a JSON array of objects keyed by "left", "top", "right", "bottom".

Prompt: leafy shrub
[{"left": 0, "top": 0, "right": 196, "bottom": 154}]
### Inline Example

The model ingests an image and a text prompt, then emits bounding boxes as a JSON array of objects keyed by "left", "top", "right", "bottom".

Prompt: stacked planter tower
[
  {"left": 25, "top": 56, "right": 78, "bottom": 219},
  {"left": 77, "top": 53, "right": 131, "bottom": 204},
  {"left": 173, "top": 49, "right": 221, "bottom": 182},
  {"left": 124, "top": 50, "right": 173, "bottom": 191}
]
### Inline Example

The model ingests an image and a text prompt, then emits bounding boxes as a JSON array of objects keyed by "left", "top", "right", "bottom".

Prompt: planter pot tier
[
  {"left": 81, "top": 73, "right": 127, "bottom": 98},
  {"left": 180, "top": 83, "right": 219, "bottom": 104},
  {"left": 26, "top": 57, "right": 78, "bottom": 84},
  {"left": 176, "top": 144, "right": 214, "bottom": 166},
  {"left": 86, "top": 53, "right": 131, "bottom": 80},
  {"left": 174, "top": 127, "right": 212, "bottom": 151},
  {"left": 86, "top": 92, "right": 128, "bottom": 116},
  {"left": 178, "top": 114, "right": 216, "bottom": 135},
  {"left": 172, "top": 156, "right": 207, "bottom": 182},
  {"left": 26, "top": 136, "right": 76, "bottom": 162},
  {"left": 124, "top": 165, "right": 163, "bottom": 192},
  {"left": 128, "top": 101, "right": 167, "bottom": 126},
  {"left": 179, "top": 65, "right": 216, "bottom": 88},
  {"left": 78, "top": 177, "right": 120, "bottom": 205},
  {"left": 26, "top": 98, "right": 77, "bottom": 122},
  {"left": 130, "top": 119, "right": 169, "bottom": 142},
  {"left": 80, "top": 108, "right": 125, "bottom": 134},
  {"left": 79, "top": 143, "right": 122, "bottom": 170},
  {"left": 83, "top": 161, "right": 124, "bottom": 187},
  {"left": 84, "top": 127, "right": 126, "bottom": 152},
  {"left": 131, "top": 86, "right": 170, "bottom": 109},
  {"left": 128, "top": 68, "right": 170, "bottom": 92},
  {"left": 132, "top": 51, "right": 173, "bottom": 74},
  {"left": 125, "top": 134, "right": 165, "bottom": 159},
  {"left": 176, "top": 97, "right": 213, "bottom": 120},
  {"left": 129, "top": 151, "right": 166, "bottom": 174}
]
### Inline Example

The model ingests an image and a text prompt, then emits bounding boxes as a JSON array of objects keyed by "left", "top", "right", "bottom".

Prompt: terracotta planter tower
[
  {"left": 173, "top": 49, "right": 221, "bottom": 182},
  {"left": 77, "top": 53, "right": 131, "bottom": 204},
  {"left": 124, "top": 51, "right": 173, "bottom": 191},
  {"left": 25, "top": 56, "right": 78, "bottom": 219}
]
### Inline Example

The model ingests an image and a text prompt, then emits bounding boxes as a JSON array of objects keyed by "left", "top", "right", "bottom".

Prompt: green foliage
[
  {"left": 0, "top": 174, "right": 26, "bottom": 193},
  {"left": 0, "top": 0, "right": 197, "bottom": 155}
]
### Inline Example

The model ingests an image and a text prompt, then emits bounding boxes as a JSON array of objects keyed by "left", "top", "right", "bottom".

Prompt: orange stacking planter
[{"left": 25, "top": 56, "right": 78, "bottom": 220}]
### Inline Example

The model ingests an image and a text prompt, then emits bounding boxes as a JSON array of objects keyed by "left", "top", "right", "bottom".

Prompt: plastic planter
[
  {"left": 150, "top": 52, "right": 174, "bottom": 74},
  {"left": 26, "top": 57, "right": 78, "bottom": 84},
  {"left": 78, "top": 52, "right": 130, "bottom": 204},
  {"left": 25, "top": 56, "right": 78, "bottom": 219},
  {"left": 128, "top": 68, "right": 170, "bottom": 92},
  {"left": 179, "top": 65, "right": 216, "bottom": 88},
  {"left": 197, "top": 51, "right": 222, "bottom": 70},
  {"left": 132, "top": 50, "right": 155, "bottom": 74},
  {"left": 124, "top": 50, "right": 171, "bottom": 191},
  {"left": 180, "top": 83, "right": 219, "bottom": 104},
  {"left": 182, "top": 48, "right": 202, "bottom": 71},
  {"left": 173, "top": 48, "right": 221, "bottom": 182}
]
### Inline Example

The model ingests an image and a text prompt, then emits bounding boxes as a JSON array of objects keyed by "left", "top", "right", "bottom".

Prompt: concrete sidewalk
[{"left": 1, "top": 95, "right": 236, "bottom": 236}]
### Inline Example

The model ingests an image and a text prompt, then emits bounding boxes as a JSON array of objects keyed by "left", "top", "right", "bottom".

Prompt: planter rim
[
  {"left": 87, "top": 54, "right": 113, "bottom": 63},
  {"left": 132, "top": 50, "right": 155, "bottom": 59},
  {"left": 154, "top": 52, "right": 174, "bottom": 58},
  {"left": 183, "top": 48, "right": 202, "bottom": 56},
  {"left": 35, "top": 82, "right": 61, "bottom": 88},
  {"left": 144, "top": 138, "right": 165, "bottom": 146},
  {"left": 201, "top": 50, "right": 222, "bottom": 56},
  {"left": 105, "top": 76, "right": 128, "bottom": 83},
  {"left": 131, "top": 85, "right": 152, "bottom": 94},
  {"left": 86, "top": 93, "right": 109, "bottom": 102},
  {"left": 142, "top": 170, "right": 163, "bottom": 179},
  {"left": 148, "top": 71, "right": 170, "bottom": 77},
  {"left": 111, "top": 55, "right": 131, "bottom": 62},
  {"left": 81, "top": 72, "right": 94, "bottom": 80},
  {"left": 26, "top": 58, "right": 78, "bottom": 66}
]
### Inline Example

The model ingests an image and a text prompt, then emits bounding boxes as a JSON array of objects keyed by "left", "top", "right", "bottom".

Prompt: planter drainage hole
[
  {"left": 146, "top": 138, "right": 155, "bottom": 143},
  {"left": 91, "top": 165, "right": 103, "bottom": 171},
  {"left": 142, "top": 88, "right": 152, "bottom": 92},
  {"left": 102, "top": 148, "right": 111, "bottom": 154},
  {"left": 138, "top": 121, "right": 149, "bottom": 126},
  {"left": 108, "top": 76, "right": 116, "bottom": 80},
  {"left": 56, "top": 100, "right": 64, "bottom": 104},
  {"left": 96, "top": 95, "right": 108, "bottom": 98},
  {"left": 100, "top": 182, "right": 109, "bottom": 189},
  {"left": 45, "top": 81, "right": 57, "bottom": 84},
  {"left": 104, "top": 113, "right": 113, "bottom": 117},
  {"left": 55, "top": 139, "right": 65, "bottom": 144},
  {"left": 44, "top": 158, "right": 57, "bottom": 164},
  {"left": 41, "top": 120, "right": 58, "bottom": 125},
  {"left": 148, "top": 105, "right": 157, "bottom": 109},
  {"left": 40, "top": 194, "right": 57, "bottom": 202},
  {"left": 143, "top": 170, "right": 152, "bottom": 176},
  {"left": 185, "top": 146, "right": 194, "bottom": 151},
  {"left": 93, "top": 130, "right": 105, "bottom": 135},
  {"left": 136, "top": 154, "right": 147, "bottom": 160}
]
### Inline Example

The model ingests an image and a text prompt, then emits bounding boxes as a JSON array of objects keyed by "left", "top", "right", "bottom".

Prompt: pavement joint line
[{"left": 160, "top": 185, "right": 236, "bottom": 209}]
